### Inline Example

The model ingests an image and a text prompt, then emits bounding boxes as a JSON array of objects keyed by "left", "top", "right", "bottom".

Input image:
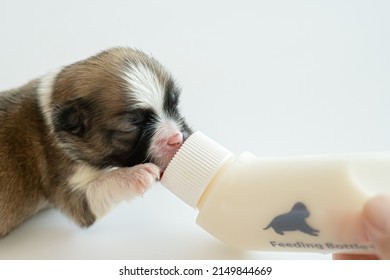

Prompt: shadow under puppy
[{"left": 0, "top": 47, "right": 192, "bottom": 237}]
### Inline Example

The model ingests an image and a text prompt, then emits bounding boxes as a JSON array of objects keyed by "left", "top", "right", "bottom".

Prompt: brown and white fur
[{"left": 0, "top": 47, "right": 192, "bottom": 237}]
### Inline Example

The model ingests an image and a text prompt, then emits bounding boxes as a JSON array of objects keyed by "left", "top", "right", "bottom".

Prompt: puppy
[{"left": 0, "top": 47, "right": 192, "bottom": 237}]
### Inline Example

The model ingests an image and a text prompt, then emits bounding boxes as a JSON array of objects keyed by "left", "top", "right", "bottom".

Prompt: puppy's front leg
[{"left": 70, "top": 163, "right": 160, "bottom": 223}]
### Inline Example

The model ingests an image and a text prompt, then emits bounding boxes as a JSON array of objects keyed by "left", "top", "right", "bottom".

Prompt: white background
[{"left": 0, "top": 0, "right": 389, "bottom": 260}]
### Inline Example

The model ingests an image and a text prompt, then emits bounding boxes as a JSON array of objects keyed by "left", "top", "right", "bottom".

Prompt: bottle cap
[{"left": 161, "top": 131, "right": 234, "bottom": 208}]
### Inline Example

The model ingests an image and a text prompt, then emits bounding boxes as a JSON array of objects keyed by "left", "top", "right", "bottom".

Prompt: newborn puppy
[{"left": 0, "top": 47, "right": 192, "bottom": 237}]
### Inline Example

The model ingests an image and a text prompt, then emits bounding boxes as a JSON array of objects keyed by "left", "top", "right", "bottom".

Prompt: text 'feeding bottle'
[{"left": 160, "top": 132, "right": 390, "bottom": 254}]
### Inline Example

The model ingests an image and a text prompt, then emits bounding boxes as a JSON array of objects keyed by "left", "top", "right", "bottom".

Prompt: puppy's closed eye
[
  {"left": 110, "top": 129, "right": 140, "bottom": 149},
  {"left": 107, "top": 112, "right": 146, "bottom": 149}
]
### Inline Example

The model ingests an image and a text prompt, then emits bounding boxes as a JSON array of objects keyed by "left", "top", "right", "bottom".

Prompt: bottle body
[
  {"left": 161, "top": 132, "right": 390, "bottom": 254},
  {"left": 196, "top": 152, "right": 390, "bottom": 253}
]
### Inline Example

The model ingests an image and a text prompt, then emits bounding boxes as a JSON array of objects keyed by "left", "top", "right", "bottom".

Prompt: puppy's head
[{"left": 40, "top": 47, "right": 192, "bottom": 170}]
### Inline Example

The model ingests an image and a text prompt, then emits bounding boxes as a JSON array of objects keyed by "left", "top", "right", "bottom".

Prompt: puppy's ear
[{"left": 53, "top": 98, "right": 89, "bottom": 136}]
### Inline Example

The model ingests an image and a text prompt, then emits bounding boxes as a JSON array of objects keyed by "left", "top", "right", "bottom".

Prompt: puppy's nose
[{"left": 167, "top": 132, "right": 184, "bottom": 148}]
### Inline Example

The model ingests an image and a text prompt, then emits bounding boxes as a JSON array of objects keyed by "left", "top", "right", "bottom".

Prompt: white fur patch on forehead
[
  {"left": 37, "top": 68, "right": 62, "bottom": 133},
  {"left": 123, "top": 62, "right": 167, "bottom": 117}
]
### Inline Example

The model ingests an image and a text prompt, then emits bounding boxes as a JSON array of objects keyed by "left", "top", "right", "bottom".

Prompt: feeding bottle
[{"left": 160, "top": 131, "right": 390, "bottom": 254}]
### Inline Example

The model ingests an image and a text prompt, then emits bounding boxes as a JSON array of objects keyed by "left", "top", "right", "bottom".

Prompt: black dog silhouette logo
[{"left": 263, "top": 202, "right": 319, "bottom": 236}]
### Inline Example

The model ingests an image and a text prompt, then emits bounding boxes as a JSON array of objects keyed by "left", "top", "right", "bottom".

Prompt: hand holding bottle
[{"left": 333, "top": 195, "right": 390, "bottom": 260}]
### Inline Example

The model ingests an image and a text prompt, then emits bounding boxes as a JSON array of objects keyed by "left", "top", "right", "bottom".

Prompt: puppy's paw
[
  {"left": 76, "top": 163, "right": 161, "bottom": 218},
  {"left": 126, "top": 163, "right": 160, "bottom": 195}
]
